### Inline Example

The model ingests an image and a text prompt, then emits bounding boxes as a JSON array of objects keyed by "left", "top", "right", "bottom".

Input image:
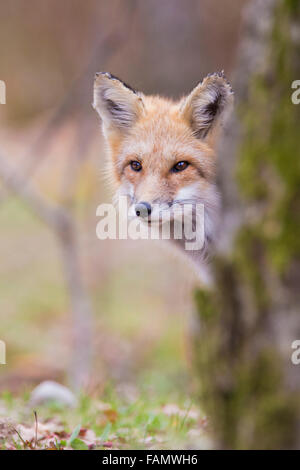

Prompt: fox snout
[{"left": 135, "top": 201, "right": 152, "bottom": 218}]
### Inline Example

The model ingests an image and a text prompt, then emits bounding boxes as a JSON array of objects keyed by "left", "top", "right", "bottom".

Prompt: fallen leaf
[{"left": 103, "top": 441, "right": 113, "bottom": 448}]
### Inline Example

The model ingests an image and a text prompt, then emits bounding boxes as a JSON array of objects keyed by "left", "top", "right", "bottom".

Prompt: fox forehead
[
  {"left": 108, "top": 95, "right": 215, "bottom": 182},
  {"left": 94, "top": 71, "right": 233, "bottom": 188}
]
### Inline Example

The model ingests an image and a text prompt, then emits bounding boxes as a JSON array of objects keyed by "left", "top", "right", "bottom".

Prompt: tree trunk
[{"left": 194, "top": 0, "right": 300, "bottom": 449}]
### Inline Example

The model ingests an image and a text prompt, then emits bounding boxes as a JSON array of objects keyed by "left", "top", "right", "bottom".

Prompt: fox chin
[{"left": 93, "top": 71, "right": 233, "bottom": 284}]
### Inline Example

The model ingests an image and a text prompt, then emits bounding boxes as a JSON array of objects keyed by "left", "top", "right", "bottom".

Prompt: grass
[
  {"left": 0, "top": 192, "right": 202, "bottom": 450},
  {"left": 0, "top": 384, "right": 210, "bottom": 450}
]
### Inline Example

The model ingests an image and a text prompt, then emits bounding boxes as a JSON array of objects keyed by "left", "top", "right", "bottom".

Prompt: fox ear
[
  {"left": 180, "top": 72, "right": 233, "bottom": 140},
  {"left": 93, "top": 72, "right": 144, "bottom": 136}
]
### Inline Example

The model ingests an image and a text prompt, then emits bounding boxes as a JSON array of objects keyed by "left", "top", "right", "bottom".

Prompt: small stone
[{"left": 29, "top": 380, "right": 78, "bottom": 408}]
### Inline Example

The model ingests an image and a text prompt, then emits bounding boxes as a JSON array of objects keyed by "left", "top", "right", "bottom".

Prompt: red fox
[{"left": 93, "top": 72, "right": 233, "bottom": 282}]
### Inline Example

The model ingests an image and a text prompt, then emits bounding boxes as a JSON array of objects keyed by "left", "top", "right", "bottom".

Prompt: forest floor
[
  {"left": 0, "top": 197, "right": 208, "bottom": 450},
  {"left": 0, "top": 384, "right": 210, "bottom": 450}
]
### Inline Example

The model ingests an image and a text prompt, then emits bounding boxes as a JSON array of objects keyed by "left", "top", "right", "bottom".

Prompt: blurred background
[{"left": 0, "top": 1, "right": 245, "bottom": 398}]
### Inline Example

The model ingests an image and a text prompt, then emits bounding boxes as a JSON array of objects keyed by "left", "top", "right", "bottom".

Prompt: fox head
[{"left": 93, "top": 72, "right": 233, "bottom": 254}]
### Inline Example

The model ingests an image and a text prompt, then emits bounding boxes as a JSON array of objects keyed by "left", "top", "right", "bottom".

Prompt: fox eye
[
  {"left": 130, "top": 160, "right": 142, "bottom": 172},
  {"left": 172, "top": 161, "right": 189, "bottom": 173}
]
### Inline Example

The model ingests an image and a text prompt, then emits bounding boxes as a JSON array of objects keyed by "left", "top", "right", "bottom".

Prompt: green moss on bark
[
  {"left": 194, "top": 280, "right": 299, "bottom": 449},
  {"left": 237, "top": 0, "right": 300, "bottom": 273},
  {"left": 194, "top": 0, "right": 300, "bottom": 449}
]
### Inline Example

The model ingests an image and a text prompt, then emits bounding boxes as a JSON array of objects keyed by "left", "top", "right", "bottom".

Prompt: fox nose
[{"left": 135, "top": 201, "right": 151, "bottom": 218}]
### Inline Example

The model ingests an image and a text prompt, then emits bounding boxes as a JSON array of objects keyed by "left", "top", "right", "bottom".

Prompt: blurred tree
[
  {"left": 0, "top": 2, "right": 134, "bottom": 389},
  {"left": 194, "top": 0, "right": 300, "bottom": 449},
  {"left": 0, "top": 0, "right": 244, "bottom": 124}
]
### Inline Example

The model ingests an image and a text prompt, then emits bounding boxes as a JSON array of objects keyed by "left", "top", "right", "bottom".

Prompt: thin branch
[
  {"left": 0, "top": 153, "right": 93, "bottom": 389},
  {"left": 34, "top": 411, "right": 38, "bottom": 449},
  {"left": 0, "top": 0, "right": 139, "bottom": 199}
]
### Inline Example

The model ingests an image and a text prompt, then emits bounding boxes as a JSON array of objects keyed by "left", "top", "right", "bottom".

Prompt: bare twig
[
  {"left": 0, "top": 153, "right": 93, "bottom": 389},
  {"left": 0, "top": 0, "right": 139, "bottom": 206},
  {"left": 10, "top": 425, "right": 27, "bottom": 449},
  {"left": 34, "top": 411, "right": 38, "bottom": 449}
]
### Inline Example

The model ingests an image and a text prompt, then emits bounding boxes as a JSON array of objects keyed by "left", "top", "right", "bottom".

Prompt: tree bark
[{"left": 194, "top": 0, "right": 300, "bottom": 449}]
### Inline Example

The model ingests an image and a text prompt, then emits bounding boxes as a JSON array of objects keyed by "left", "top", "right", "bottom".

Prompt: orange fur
[{"left": 93, "top": 72, "right": 233, "bottom": 280}]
